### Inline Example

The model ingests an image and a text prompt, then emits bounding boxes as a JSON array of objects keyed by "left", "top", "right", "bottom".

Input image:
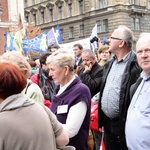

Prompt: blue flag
[
  {"left": 102, "top": 36, "right": 107, "bottom": 45},
  {"left": 4, "top": 32, "right": 16, "bottom": 52},
  {"left": 55, "top": 24, "right": 62, "bottom": 43},
  {"left": 47, "top": 28, "right": 58, "bottom": 47}
]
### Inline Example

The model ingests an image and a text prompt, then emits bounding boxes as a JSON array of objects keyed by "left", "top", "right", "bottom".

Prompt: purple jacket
[{"left": 50, "top": 76, "right": 91, "bottom": 150}]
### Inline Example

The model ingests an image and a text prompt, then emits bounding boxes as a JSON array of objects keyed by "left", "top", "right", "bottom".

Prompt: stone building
[
  {"left": 0, "top": 0, "right": 24, "bottom": 54},
  {"left": 24, "top": 0, "right": 150, "bottom": 47},
  {"left": 0, "top": 0, "right": 150, "bottom": 54}
]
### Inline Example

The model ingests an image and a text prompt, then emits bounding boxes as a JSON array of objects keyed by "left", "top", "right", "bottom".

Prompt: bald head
[
  {"left": 136, "top": 33, "right": 150, "bottom": 51},
  {"left": 136, "top": 33, "right": 150, "bottom": 76}
]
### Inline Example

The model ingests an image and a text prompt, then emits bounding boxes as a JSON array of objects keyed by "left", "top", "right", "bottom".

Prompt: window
[
  {"left": 33, "top": 13, "right": 36, "bottom": 25},
  {"left": 60, "top": 29, "right": 64, "bottom": 40},
  {"left": 148, "top": 0, "right": 150, "bottom": 9},
  {"left": 99, "top": 0, "right": 105, "bottom": 8},
  {"left": 41, "top": 11, "right": 45, "bottom": 23},
  {"left": 49, "top": 9, "right": 53, "bottom": 22},
  {"left": 47, "top": 4, "right": 54, "bottom": 22},
  {"left": 24, "top": 0, "right": 28, "bottom": 7},
  {"left": 58, "top": 6, "right": 63, "bottom": 19},
  {"left": 129, "top": 0, "right": 135, "bottom": 4},
  {"left": 97, "top": 19, "right": 108, "bottom": 33},
  {"left": 69, "top": 27, "right": 74, "bottom": 38},
  {"left": 103, "top": 19, "right": 108, "bottom": 32},
  {"left": 79, "top": 0, "right": 83, "bottom": 14},
  {"left": 80, "top": 24, "right": 84, "bottom": 36},
  {"left": 32, "top": 0, "right": 35, "bottom": 5},
  {"left": 39, "top": 7, "right": 45, "bottom": 24},
  {"left": 131, "top": 18, "right": 140, "bottom": 30},
  {"left": 56, "top": 1, "right": 63, "bottom": 19},
  {"left": 25, "top": 13, "right": 29, "bottom": 22},
  {"left": 68, "top": 3, "right": 72, "bottom": 17}
]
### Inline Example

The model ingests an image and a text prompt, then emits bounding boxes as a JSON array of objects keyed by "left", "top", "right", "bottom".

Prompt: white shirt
[{"left": 57, "top": 76, "right": 87, "bottom": 138}]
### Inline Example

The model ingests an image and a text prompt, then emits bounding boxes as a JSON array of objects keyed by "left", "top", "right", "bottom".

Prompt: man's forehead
[
  {"left": 73, "top": 46, "right": 80, "bottom": 49},
  {"left": 136, "top": 37, "right": 150, "bottom": 50}
]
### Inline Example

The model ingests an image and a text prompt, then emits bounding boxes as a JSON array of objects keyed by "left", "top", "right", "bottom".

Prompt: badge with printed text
[{"left": 57, "top": 105, "right": 68, "bottom": 114}]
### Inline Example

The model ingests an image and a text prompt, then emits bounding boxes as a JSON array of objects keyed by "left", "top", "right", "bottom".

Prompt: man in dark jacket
[
  {"left": 98, "top": 25, "right": 141, "bottom": 150},
  {"left": 78, "top": 49, "right": 103, "bottom": 97}
]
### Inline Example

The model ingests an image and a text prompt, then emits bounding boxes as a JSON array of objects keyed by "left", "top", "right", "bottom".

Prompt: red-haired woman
[
  {"left": 0, "top": 51, "right": 44, "bottom": 103},
  {"left": 0, "top": 62, "right": 69, "bottom": 150}
]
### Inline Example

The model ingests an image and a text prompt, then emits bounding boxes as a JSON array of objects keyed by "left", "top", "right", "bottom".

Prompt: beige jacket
[
  {"left": 0, "top": 93, "right": 63, "bottom": 150},
  {"left": 22, "top": 79, "right": 44, "bottom": 103}
]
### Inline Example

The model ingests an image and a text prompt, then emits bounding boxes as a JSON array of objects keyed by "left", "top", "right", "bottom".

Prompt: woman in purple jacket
[{"left": 47, "top": 49, "right": 91, "bottom": 150}]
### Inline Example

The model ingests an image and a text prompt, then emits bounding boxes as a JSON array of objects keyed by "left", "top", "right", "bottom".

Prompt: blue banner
[{"left": 22, "top": 31, "right": 48, "bottom": 55}]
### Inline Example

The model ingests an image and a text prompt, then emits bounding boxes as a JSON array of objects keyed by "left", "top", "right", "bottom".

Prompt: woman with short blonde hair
[{"left": 47, "top": 49, "right": 91, "bottom": 150}]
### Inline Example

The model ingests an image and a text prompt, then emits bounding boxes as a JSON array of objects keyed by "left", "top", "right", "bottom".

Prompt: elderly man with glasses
[
  {"left": 98, "top": 25, "right": 141, "bottom": 150},
  {"left": 125, "top": 33, "right": 150, "bottom": 150}
]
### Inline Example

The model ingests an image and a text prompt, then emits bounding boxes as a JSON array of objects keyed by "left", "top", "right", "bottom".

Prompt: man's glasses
[{"left": 110, "top": 37, "right": 123, "bottom": 40}]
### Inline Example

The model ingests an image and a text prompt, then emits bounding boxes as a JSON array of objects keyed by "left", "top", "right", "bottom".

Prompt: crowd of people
[{"left": 0, "top": 25, "right": 150, "bottom": 150}]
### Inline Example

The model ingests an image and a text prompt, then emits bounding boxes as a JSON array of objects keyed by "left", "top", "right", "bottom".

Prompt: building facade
[
  {"left": 24, "top": 0, "right": 150, "bottom": 47},
  {"left": 0, "top": 0, "right": 150, "bottom": 54},
  {"left": 0, "top": 0, "right": 24, "bottom": 54}
]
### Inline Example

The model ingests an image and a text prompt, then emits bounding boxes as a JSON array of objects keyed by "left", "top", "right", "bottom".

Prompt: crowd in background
[{"left": 0, "top": 25, "right": 150, "bottom": 150}]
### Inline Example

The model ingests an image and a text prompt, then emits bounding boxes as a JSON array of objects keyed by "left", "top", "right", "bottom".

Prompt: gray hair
[
  {"left": 0, "top": 51, "right": 31, "bottom": 78},
  {"left": 139, "top": 32, "right": 150, "bottom": 38},
  {"left": 117, "top": 25, "right": 135, "bottom": 48},
  {"left": 82, "top": 49, "right": 95, "bottom": 58},
  {"left": 46, "top": 49, "right": 75, "bottom": 72},
  {"left": 136, "top": 32, "right": 150, "bottom": 47}
]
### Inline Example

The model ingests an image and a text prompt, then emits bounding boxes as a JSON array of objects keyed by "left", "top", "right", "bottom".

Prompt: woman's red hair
[{"left": 0, "top": 62, "right": 27, "bottom": 99}]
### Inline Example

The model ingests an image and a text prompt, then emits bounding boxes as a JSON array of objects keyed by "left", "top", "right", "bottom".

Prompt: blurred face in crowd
[
  {"left": 51, "top": 48, "right": 58, "bottom": 53},
  {"left": 82, "top": 52, "right": 95, "bottom": 67},
  {"left": 136, "top": 36, "right": 150, "bottom": 76},
  {"left": 73, "top": 46, "right": 82, "bottom": 58},
  {"left": 98, "top": 49, "right": 111, "bottom": 61},
  {"left": 42, "top": 63, "right": 49, "bottom": 71}
]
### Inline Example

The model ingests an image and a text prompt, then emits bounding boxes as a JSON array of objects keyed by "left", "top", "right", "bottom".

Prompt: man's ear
[
  {"left": 119, "top": 40, "right": 125, "bottom": 48},
  {"left": 64, "top": 65, "right": 69, "bottom": 76}
]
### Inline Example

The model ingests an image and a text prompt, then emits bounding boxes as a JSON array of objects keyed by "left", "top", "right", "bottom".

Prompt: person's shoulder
[
  {"left": 27, "top": 79, "right": 41, "bottom": 92},
  {"left": 78, "top": 82, "right": 91, "bottom": 93},
  {"left": 30, "top": 73, "right": 38, "bottom": 85},
  {"left": 29, "top": 81, "right": 41, "bottom": 89}
]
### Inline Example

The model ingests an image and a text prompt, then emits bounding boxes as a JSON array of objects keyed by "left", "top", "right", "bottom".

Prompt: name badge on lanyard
[{"left": 57, "top": 105, "right": 68, "bottom": 114}]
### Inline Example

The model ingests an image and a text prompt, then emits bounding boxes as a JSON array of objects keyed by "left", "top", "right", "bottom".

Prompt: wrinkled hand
[{"left": 84, "top": 63, "right": 92, "bottom": 73}]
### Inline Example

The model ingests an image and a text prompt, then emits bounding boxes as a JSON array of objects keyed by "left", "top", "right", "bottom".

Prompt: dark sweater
[{"left": 50, "top": 76, "right": 91, "bottom": 150}]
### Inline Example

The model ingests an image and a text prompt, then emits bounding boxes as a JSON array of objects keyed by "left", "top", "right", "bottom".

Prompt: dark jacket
[
  {"left": 130, "top": 77, "right": 142, "bottom": 100},
  {"left": 74, "top": 58, "right": 82, "bottom": 70},
  {"left": 98, "top": 51, "right": 142, "bottom": 149},
  {"left": 78, "top": 62, "right": 103, "bottom": 97}
]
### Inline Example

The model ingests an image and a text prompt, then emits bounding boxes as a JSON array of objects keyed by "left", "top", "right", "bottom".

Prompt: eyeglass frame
[{"left": 110, "top": 36, "right": 123, "bottom": 40}]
